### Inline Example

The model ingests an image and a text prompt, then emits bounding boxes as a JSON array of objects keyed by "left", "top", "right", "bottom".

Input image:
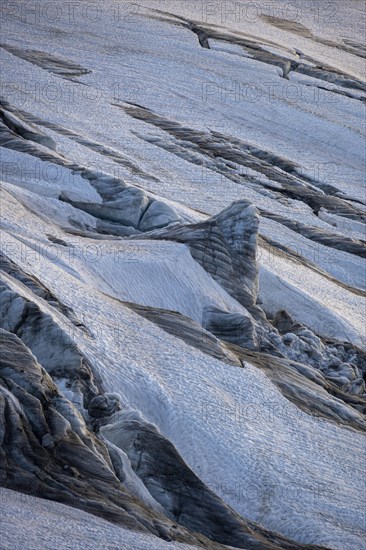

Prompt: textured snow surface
[
  {"left": 68, "top": 238, "right": 251, "bottom": 324},
  {"left": 0, "top": 0, "right": 365, "bottom": 548},
  {"left": 0, "top": 488, "right": 193, "bottom": 550},
  {"left": 2, "top": 220, "right": 365, "bottom": 549}
]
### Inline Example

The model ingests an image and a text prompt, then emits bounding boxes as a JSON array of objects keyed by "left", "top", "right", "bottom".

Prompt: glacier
[{"left": 0, "top": 1, "right": 365, "bottom": 549}]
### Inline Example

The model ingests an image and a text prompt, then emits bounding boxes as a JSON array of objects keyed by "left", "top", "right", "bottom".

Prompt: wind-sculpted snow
[
  {"left": 0, "top": 275, "right": 102, "bottom": 412},
  {"left": 0, "top": 0, "right": 365, "bottom": 548},
  {"left": 0, "top": 99, "right": 182, "bottom": 233},
  {"left": 0, "top": 252, "right": 88, "bottom": 330},
  {"left": 123, "top": 103, "right": 365, "bottom": 224},
  {"left": 229, "top": 347, "right": 366, "bottom": 431},
  {"left": 132, "top": 204, "right": 365, "bottom": 397},
  {"left": 101, "top": 411, "right": 325, "bottom": 550},
  {"left": 0, "top": 106, "right": 57, "bottom": 151},
  {"left": 125, "top": 302, "right": 241, "bottom": 366},
  {"left": 0, "top": 304, "right": 326, "bottom": 549},
  {"left": 1, "top": 151, "right": 366, "bottom": 548},
  {"left": 138, "top": 199, "right": 260, "bottom": 307},
  {"left": 260, "top": 210, "right": 366, "bottom": 260},
  {"left": 1, "top": 190, "right": 365, "bottom": 547},
  {"left": 148, "top": 10, "right": 366, "bottom": 101},
  {"left": 0, "top": 330, "right": 221, "bottom": 547}
]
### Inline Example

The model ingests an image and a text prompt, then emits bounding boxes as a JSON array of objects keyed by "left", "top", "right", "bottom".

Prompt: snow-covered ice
[{"left": 0, "top": 0, "right": 365, "bottom": 548}]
